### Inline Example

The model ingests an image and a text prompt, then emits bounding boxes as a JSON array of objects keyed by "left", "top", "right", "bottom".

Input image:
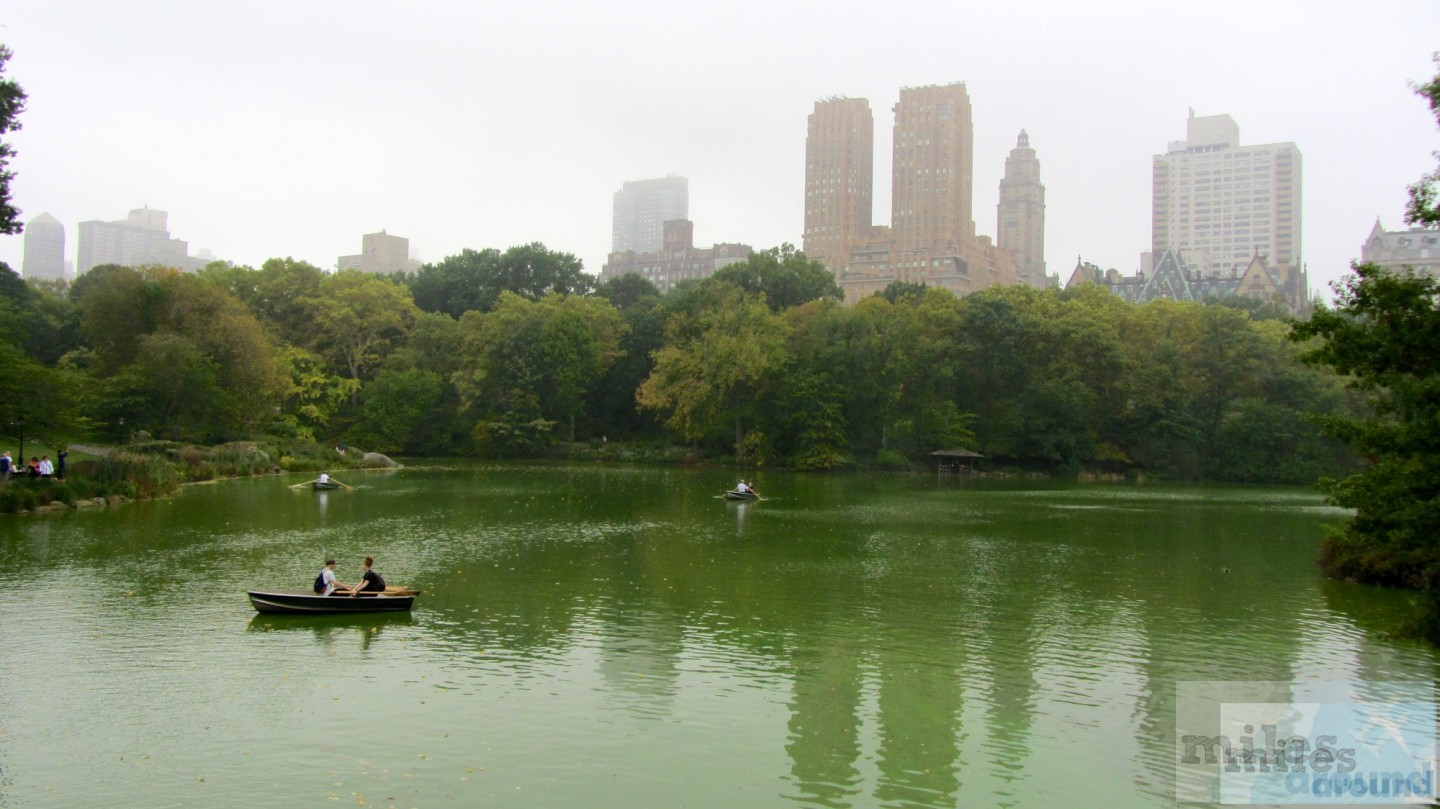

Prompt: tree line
[{"left": 0, "top": 240, "right": 1358, "bottom": 483}]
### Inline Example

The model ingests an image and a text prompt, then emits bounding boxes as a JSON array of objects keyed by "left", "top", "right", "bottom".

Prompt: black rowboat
[
  {"left": 247, "top": 590, "right": 415, "bottom": 615},
  {"left": 312, "top": 480, "right": 343, "bottom": 490},
  {"left": 724, "top": 489, "right": 759, "bottom": 501}
]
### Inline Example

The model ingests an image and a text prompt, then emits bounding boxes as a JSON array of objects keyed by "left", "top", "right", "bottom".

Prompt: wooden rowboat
[
  {"left": 247, "top": 588, "right": 418, "bottom": 615},
  {"left": 724, "top": 489, "right": 759, "bottom": 500},
  {"left": 312, "top": 480, "right": 343, "bottom": 490}
]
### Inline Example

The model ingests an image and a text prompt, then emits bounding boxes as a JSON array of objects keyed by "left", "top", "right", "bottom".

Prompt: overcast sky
[{"left": 2, "top": 1, "right": 1438, "bottom": 300}]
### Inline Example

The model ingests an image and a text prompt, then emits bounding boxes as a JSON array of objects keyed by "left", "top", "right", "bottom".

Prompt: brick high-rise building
[
  {"left": 612, "top": 176, "right": 688, "bottom": 255},
  {"left": 802, "top": 82, "right": 1028, "bottom": 303},
  {"left": 803, "top": 97, "right": 873, "bottom": 273},
  {"left": 21, "top": 212, "right": 66, "bottom": 280},
  {"left": 997, "top": 130, "right": 1048, "bottom": 289},
  {"left": 1151, "top": 111, "right": 1302, "bottom": 278},
  {"left": 892, "top": 82, "right": 975, "bottom": 253}
]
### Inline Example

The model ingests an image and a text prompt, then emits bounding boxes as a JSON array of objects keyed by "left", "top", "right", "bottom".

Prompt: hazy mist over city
[{"left": 2, "top": 0, "right": 1438, "bottom": 298}]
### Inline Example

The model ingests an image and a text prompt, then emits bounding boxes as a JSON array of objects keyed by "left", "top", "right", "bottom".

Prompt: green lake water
[{"left": 0, "top": 464, "right": 1434, "bottom": 808}]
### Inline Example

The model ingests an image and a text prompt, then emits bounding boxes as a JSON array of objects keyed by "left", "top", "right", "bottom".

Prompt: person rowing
[{"left": 350, "top": 555, "right": 387, "bottom": 597}]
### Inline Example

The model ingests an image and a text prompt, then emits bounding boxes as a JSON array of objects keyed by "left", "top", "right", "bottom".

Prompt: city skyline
[{"left": 0, "top": 2, "right": 1436, "bottom": 300}]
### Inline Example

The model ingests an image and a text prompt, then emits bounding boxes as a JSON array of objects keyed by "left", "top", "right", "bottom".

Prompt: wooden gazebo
[{"left": 931, "top": 448, "right": 984, "bottom": 475}]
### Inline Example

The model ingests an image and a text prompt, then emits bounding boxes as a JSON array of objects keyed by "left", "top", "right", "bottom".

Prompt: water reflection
[
  {"left": 0, "top": 468, "right": 1434, "bottom": 808},
  {"left": 247, "top": 612, "right": 414, "bottom": 653}
]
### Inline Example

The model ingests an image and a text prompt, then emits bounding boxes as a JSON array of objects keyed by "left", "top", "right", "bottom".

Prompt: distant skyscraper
[
  {"left": 611, "top": 176, "right": 688, "bottom": 254},
  {"left": 1151, "top": 111, "right": 1302, "bottom": 278},
  {"left": 892, "top": 82, "right": 975, "bottom": 253},
  {"left": 997, "top": 130, "right": 1047, "bottom": 289},
  {"left": 803, "top": 97, "right": 873, "bottom": 273},
  {"left": 804, "top": 81, "right": 1026, "bottom": 302},
  {"left": 76, "top": 207, "right": 201, "bottom": 274},
  {"left": 338, "top": 230, "right": 420, "bottom": 274},
  {"left": 21, "top": 212, "right": 65, "bottom": 280}
]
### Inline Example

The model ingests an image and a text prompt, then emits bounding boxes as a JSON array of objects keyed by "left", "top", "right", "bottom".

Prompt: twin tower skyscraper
[{"left": 803, "top": 82, "right": 1049, "bottom": 301}]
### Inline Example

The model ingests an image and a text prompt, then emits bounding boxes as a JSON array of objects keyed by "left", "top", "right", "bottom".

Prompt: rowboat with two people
[
  {"left": 724, "top": 480, "right": 761, "bottom": 500},
  {"left": 246, "top": 588, "right": 419, "bottom": 615},
  {"left": 249, "top": 555, "right": 418, "bottom": 614}
]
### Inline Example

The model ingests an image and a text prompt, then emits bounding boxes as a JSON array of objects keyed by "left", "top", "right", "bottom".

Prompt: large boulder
[{"left": 361, "top": 452, "right": 399, "bottom": 468}]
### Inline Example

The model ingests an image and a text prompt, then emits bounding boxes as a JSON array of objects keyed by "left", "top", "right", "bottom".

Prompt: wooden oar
[
  {"left": 289, "top": 478, "right": 319, "bottom": 489},
  {"left": 347, "top": 587, "right": 420, "bottom": 597},
  {"left": 330, "top": 479, "right": 355, "bottom": 490}
]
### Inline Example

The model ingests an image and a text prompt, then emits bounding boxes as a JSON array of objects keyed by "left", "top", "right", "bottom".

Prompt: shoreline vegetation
[
  {"left": 0, "top": 438, "right": 398, "bottom": 515},
  {"left": 0, "top": 437, "right": 1160, "bottom": 516}
]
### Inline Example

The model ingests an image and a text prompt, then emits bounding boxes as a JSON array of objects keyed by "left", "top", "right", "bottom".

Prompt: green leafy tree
[
  {"left": 251, "top": 258, "right": 326, "bottom": 335},
  {"left": 1291, "top": 265, "right": 1440, "bottom": 599},
  {"left": 406, "top": 243, "right": 593, "bottom": 318},
  {"left": 275, "top": 345, "right": 360, "bottom": 442},
  {"left": 455, "top": 292, "right": 626, "bottom": 444},
  {"left": 71, "top": 264, "right": 285, "bottom": 440},
  {"left": 121, "top": 332, "right": 224, "bottom": 437},
  {"left": 594, "top": 273, "right": 661, "bottom": 309},
  {"left": 637, "top": 286, "right": 789, "bottom": 459},
  {"left": 876, "top": 281, "right": 928, "bottom": 306},
  {"left": 353, "top": 368, "right": 448, "bottom": 455},
  {"left": 0, "top": 45, "right": 27, "bottom": 234},
  {"left": 1405, "top": 53, "right": 1440, "bottom": 226},
  {"left": 590, "top": 274, "right": 665, "bottom": 439},
  {"left": 711, "top": 244, "right": 842, "bottom": 312},
  {"left": 773, "top": 299, "right": 854, "bottom": 469},
  {"left": 406, "top": 247, "right": 502, "bottom": 318},
  {"left": 72, "top": 265, "right": 172, "bottom": 376},
  {"left": 303, "top": 270, "right": 420, "bottom": 386},
  {"left": 0, "top": 336, "right": 86, "bottom": 449}
]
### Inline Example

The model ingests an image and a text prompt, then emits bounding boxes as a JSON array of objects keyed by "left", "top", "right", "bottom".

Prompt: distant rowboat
[
  {"left": 724, "top": 489, "right": 759, "bottom": 501},
  {"left": 312, "top": 480, "right": 343, "bottom": 490}
]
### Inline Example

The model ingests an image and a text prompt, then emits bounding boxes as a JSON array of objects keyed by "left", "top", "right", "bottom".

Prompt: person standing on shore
[
  {"left": 56, "top": 449, "right": 67, "bottom": 480},
  {"left": 0, "top": 451, "right": 10, "bottom": 480}
]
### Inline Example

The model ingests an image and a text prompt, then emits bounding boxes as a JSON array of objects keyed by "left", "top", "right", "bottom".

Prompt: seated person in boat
[
  {"left": 314, "top": 559, "right": 353, "bottom": 596},
  {"left": 351, "top": 555, "right": 386, "bottom": 596},
  {"left": 318, "top": 472, "right": 331, "bottom": 484},
  {"left": 735, "top": 480, "right": 750, "bottom": 494}
]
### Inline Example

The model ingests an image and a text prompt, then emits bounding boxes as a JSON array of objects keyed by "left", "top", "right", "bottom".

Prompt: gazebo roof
[{"left": 930, "top": 448, "right": 984, "bottom": 458}]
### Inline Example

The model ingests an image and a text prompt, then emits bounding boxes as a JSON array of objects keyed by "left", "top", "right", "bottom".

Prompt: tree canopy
[{"left": 0, "top": 45, "right": 26, "bottom": 236}]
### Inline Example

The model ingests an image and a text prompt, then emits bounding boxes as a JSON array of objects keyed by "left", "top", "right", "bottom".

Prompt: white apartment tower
[
  {"left": 1152, "top": 112, "right": 1302, "bottom": 277},
  {"left": 76, "top": 207, "right": 201, "bottom": 274},
  {"left": 22, "top": 212, "right": 66, "bottom": 280},
  {"left": 997, "top": 130, "right": 1047, "bottom": 288},
  {"left": 611, "top": 176, "right": 688, "bottom": 255}
]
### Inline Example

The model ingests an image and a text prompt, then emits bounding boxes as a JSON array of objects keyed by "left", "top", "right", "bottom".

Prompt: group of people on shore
[
  {"left": 0, "top": 450, "right": 65, "bottom": 480},
  {"left": 314, "top": 556, "right": 386, "bottom": 597}
]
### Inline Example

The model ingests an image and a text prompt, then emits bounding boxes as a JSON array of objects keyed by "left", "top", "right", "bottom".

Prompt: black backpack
[{"left": 313, "top": 572, "right": 326, "bottom": 594}]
